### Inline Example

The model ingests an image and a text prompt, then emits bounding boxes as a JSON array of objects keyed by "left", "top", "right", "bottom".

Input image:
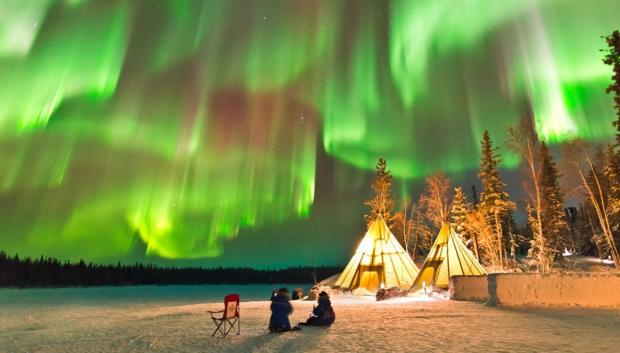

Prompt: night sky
[{"left": 1, "top": 0, "right": 619, "bottom": 268}]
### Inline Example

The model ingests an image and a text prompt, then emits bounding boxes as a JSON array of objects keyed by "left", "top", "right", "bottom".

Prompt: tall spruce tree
[
  {"left": 451, "top": 186, "right": 477, "bottom": 258},
  {"left": 365, "top": 157, "right": 395, "bottom": 223},
  {"left": 538, "top": 142, "right": 568, "bottom": 259},
  {"left": 525, "top": 203, "right": 552, "bottom": 272},
  {"left": 451, "top": 186, "right": 471, "bottom": 236},
  {"left": 602, "top": 30, "right": 620, "bottom": 265},
  {"left": 601, "top": 145, "right": 620, "bottom": 267},
  {"left": 504, "top": 211, "right": 522, "bottom": 261},
  {"left": 603, "top": 30, "right": 620, "bottom": 142},
  {"left": 478, "top": 130, "right": 515, "bottom": 268},
  {"left": 602, "top": 145, "right": 618, "bottom": 216},
  {"left": 471, "top": 184, "right": 479, "bottom": 207}
]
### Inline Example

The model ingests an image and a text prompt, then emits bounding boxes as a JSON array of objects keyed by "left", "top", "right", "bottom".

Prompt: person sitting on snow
[
  {"left": 299, "top": 291, "right": 335, "bottom": 326},
  {"left": 269, "top": 288, "right": 300, "bottom": 333}
]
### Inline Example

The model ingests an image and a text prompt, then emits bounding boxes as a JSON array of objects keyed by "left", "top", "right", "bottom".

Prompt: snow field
[{"left": 1, "top": 292, "right": 619, "bottom": 352}]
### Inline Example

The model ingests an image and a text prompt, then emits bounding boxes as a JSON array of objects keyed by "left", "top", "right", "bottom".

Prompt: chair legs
[
  {"left": 211, "top": 319, "right": 226, "bottom": 337},
  {"left": 224, "top": 318, "right": 240, "bottom": 336},
  {"left": 212, "top": 318, "right": 240, "bottom": 337}
]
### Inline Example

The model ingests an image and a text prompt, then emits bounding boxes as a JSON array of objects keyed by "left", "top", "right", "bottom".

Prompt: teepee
[
  {"left": 335, "top": 215, "right": 419, "bottom": 293},
  {"left": 411, "top": 223, "right": 486, "bottom": 290}
]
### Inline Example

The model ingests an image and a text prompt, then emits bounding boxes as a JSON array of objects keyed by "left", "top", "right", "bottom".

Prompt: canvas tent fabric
[
  {"left": 411, "top": 223, "right": 486, "bottom": 290},
  {"left": 335, "top": 215, "right": 419, "bottom": 293}
]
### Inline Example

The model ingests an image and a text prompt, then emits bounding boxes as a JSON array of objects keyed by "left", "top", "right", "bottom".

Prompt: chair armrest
[{"left": 208, "top": 310, "right": 225, "bottom": 318}]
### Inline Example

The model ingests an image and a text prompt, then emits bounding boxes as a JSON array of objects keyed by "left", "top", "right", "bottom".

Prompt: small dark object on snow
[
  {"left": 376, "top": 287, "right": 408, "bottom": 301},
  {"left": 292, "top": 288, "right": 304, "bottom": 300},
  {"left": 309, "top": 285, "right": 339, "bottom": 300}
]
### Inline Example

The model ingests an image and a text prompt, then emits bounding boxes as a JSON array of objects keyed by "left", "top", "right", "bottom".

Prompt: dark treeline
[{"left": 0, "top": 251, "right": 341, "bottom": 288}]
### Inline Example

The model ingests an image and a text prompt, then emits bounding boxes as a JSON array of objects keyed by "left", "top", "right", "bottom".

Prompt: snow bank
[
  {"left": 487, "top": 273, "right": 620, "bottom": 308},
  {"left": 451, "top": 273, "right": 620, "bottom": 308},
  {"left": 449, "top": 275, "right": 488, "bottom": 302}
]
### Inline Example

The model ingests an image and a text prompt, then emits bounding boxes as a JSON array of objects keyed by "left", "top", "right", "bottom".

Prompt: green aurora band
[{"left": 0, "top": 0, "right": 618, "bottom": 263}]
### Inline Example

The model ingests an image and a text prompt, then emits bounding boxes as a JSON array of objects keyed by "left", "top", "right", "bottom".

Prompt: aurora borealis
[{"left": 1, "top": 0, "right": 619, "bottom": 267}]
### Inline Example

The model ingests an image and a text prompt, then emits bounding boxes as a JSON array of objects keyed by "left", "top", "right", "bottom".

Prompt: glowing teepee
[
  {"left": 335, "top": 215, "right": 419, "bottom": 293},
  {"left": 411, "top": 223, "right": 486, "bottom": 290}
]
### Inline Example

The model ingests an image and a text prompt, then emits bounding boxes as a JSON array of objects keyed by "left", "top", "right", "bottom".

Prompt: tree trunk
[
  {"left": 412, "top": 231, "right": 419, "bottom": 262},
  {"left": 579, "top": 158, "right": 620, "bottom": 270},
  {"left": 525, "top": 141, "right": 547, "bottom": 273},
  {"left": 586, "top": 211, "right": 604, "bottom": 261},
  {"left": 494, "top": 210, "right": 504, "bottom": 270},
  {"left": 472, "top": 233, "right": 480, "bottom": 262}
]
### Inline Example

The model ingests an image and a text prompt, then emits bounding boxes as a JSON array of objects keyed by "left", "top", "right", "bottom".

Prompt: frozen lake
[
  {"left": 0, "top": 284, "right": 309, "bottom": 310},
  {"left": 1, "top": 287, "right": 619, "bottom": 353}
]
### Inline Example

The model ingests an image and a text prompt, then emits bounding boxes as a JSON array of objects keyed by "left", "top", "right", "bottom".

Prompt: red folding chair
[{"left": 208, "top": 294, "right": 240, "bottom": 337}]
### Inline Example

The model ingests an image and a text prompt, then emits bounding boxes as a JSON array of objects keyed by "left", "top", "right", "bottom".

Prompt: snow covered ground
[
  {"left": 1, "top": 288, "right": 619, "bottom": 353},
  {"left": 560, "top": 254, "right": 616, "bottom": 272}
]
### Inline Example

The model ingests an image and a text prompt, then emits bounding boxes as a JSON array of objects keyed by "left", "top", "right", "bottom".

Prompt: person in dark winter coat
[
  {"left": 299, "top": 291, "right": 335, "bottom": 326},
  {"left": 269, "top": 288, "right": 300, "bottom": 333}
]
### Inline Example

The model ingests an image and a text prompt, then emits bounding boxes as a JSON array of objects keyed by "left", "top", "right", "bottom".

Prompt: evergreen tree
[
  {"left": 451, "top": 186, "right": 476, "bottom": 254},
  {"left": 603, "top": 30, "right": 620, "bottom": 256},
  {"left": 526, "top": 204, "right": 552, "bottom": 273},
  {"left": 504, "top": 211, "right": 523, "bottom": 261},
  {"left": 0, "top": 252, "right": 342, "bottom": 287},
  {"left": 602, "top": 30, "right": 620, "bottom": 143},
  {"left": 565, "top": 207, "right": 596, "bottom": 256},
  {"left": 451, "top": 186, "right": 470, "bottom": 236},
  {"left": 538, "top": 142, "right": 568, "bottom": 258},
  {"left": 601, "top": 145, "right": 620, "bottom": 266},
  {"left": 365, "top": 157, "right": 394, "bottom": 222},
  {"left": 602, "top": 145, "right": 618, "bottom": 217},
  {"left": 478, "top": 130, "right": 515, "bottom": 268},
  {"left": 603, "top": 30, "right": 620, "bottom": 267},
  {"left": 471, "top": 184, "right": 479, "bottom": 207},
  {"left": 603, "top": 31, "right": 620, "bottom": 231}
]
